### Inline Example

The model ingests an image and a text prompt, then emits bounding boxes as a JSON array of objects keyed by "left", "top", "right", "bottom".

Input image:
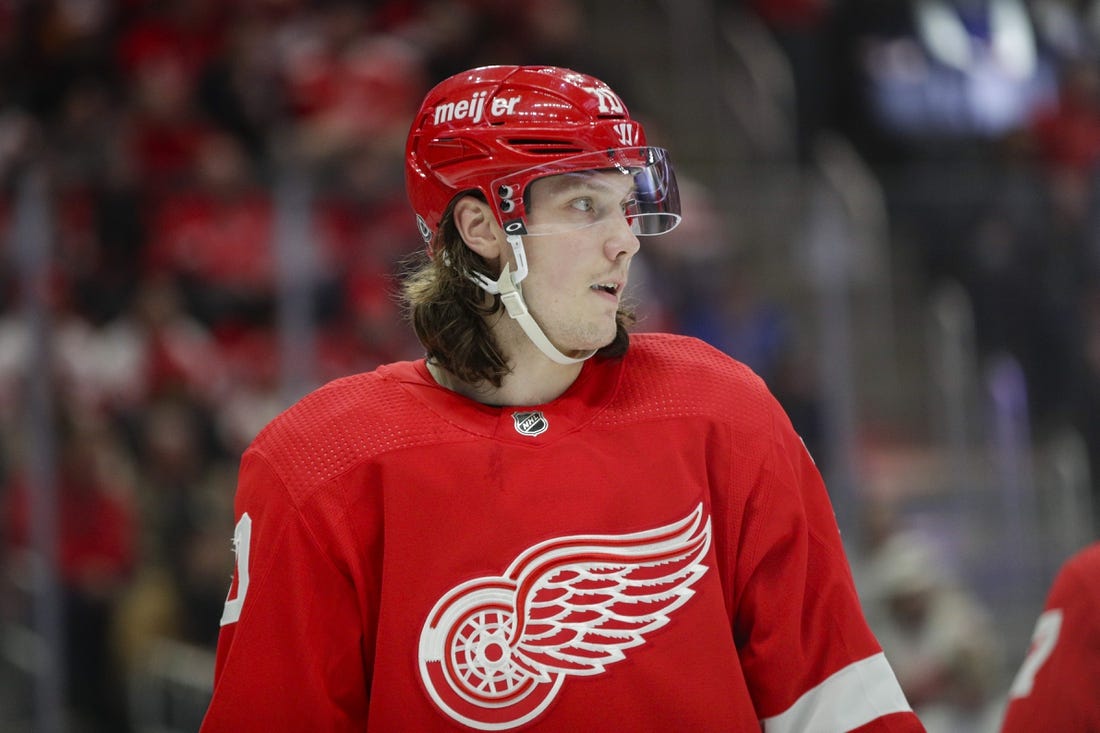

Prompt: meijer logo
[{"left": 434, "top": 92, "right": 522, "bottom": 125}]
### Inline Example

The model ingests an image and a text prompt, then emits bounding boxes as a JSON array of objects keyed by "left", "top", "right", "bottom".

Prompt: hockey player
[
  {"left": 1000, "top": 540, "right": 1100, "bottom": 731},
  {"left": 200, "top": 65, "right": 925, "bottom": 732}
]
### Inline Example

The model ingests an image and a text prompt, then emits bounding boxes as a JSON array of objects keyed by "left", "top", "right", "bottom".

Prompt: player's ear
[{"left": 453, "top": 196, "right": 504, "bottom": 261}]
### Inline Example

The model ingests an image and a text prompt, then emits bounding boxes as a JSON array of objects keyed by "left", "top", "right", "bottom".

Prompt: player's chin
[{"left": 567, "top": 324, "right": 617, "bottom": 355}]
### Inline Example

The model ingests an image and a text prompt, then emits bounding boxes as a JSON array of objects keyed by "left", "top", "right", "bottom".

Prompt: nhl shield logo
[{"left": 512, "top": 411, "right": 548, "bottom": 437}]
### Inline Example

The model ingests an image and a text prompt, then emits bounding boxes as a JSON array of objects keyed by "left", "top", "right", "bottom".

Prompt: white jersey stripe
[{"left": 761, "top": 652, "right": 912, "bottom": 733}]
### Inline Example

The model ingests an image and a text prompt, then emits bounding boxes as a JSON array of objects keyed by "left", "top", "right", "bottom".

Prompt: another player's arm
[{"left": 1001, "top": 550, "right": 1100, "bottom": 732}]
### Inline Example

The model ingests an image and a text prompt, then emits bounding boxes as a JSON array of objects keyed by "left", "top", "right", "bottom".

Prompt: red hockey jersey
[
  {"left": 200, "top": 333, "right": 923, "bottom": 732},
  {"left": 1001, "top": 541, "right": 1100, "bottom": 732}
]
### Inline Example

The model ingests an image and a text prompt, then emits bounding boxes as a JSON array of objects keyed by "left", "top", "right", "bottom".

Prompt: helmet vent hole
[
  {"left": 505, "top": 139, "right": 585, "bottom": 156},
  {"left": 424, "top": 138, "right": 488, "bottom": 167}
]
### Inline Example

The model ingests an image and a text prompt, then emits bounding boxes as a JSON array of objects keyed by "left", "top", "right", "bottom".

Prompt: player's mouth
[{"left": 590, "top": 280, "right": 623, "bottom": 301}]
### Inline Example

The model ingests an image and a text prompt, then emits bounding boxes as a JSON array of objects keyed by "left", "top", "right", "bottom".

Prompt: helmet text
[{"left": 434, "top": 93, "right": 522, "bottom": 126}]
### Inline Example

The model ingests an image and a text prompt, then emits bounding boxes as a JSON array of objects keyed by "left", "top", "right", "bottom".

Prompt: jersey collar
[{"left": 384, "top": 354, "right": 623, "bottom": 445}]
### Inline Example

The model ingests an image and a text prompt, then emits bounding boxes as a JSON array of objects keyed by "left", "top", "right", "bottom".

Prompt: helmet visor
[{"left": 490, "top": 147, "right": 681, "bottom": 238}]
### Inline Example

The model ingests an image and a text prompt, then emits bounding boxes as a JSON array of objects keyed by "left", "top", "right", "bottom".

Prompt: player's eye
[{"left": 569, "top": 197, "right": 596, "bottom": 213}]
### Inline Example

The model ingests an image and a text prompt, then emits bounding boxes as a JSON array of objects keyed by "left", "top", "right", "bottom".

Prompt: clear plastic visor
[{"left": 490, "top": 146, "right": 681, "bottom": 237}]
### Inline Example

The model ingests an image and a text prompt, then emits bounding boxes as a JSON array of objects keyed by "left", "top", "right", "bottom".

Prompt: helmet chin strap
[{"left": 467, "top": 234, "right": 596, "bottom": 366}]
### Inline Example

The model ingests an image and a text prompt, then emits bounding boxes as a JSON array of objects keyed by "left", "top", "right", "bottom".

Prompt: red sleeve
[
  {"left": 200, "top": 451, "right": 370, "bottom": 732},
  {"left": 1000, "top": 543, "right": 1100, "bottom": 732},
  {"left": 736, "top": 399, "right": 925, "bottom": 732}
]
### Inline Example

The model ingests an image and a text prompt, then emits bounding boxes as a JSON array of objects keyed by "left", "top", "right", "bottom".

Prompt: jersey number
[
  {"left": 220, "top": 513, "right": 252, "bottom": 626},
  {"left": 1008, "top": 608, "right": 1062, "bottom": 698}
]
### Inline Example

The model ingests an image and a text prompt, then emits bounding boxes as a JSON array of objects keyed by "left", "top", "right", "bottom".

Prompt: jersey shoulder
[
  {"left": 246, "top": 362, "right": 473, "bottom": 501},
  {"left": 608, "top": 333, "right": 776, "bottom": 428}
]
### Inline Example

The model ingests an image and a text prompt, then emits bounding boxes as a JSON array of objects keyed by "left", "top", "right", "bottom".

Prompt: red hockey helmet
[{"left": 405, "top": 65, "right": 681, "bottom": 253}]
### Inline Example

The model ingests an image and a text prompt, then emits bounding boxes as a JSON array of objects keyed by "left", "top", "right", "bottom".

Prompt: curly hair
[{"left": 400, "top": 195, "right": 633, "bottom": 388}]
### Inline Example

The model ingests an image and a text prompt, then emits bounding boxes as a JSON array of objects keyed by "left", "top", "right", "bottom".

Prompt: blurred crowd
[
  {"left": 828, "top": 0, "right": 1100, "bottom": 485},
  {"left": 0, "top": 0, "right": 1099, "bottom": 731}
]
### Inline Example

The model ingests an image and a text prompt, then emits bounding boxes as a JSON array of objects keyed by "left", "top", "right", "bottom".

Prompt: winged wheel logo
[{"left": 417, "top": 505, "right": 712, "bottom": 730}]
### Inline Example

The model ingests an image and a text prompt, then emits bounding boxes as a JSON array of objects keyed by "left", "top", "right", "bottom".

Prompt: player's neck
[
  {"left": 492, "top": 313, "right": 587, "bottom": 405},
  {"left": 428, "top": 335, "right": 584, "bottom": 407},
  {"left": 499, "top": 351, "right": 585, "bottom": 406}
]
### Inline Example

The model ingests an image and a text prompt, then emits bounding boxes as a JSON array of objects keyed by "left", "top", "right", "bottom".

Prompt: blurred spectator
[
  {"left": 282, "top": 21, "right": 427, "bottom": 165},
  {"left": 0, "top": 110, "right": 37, "bottom": 184},
  {"left": 0, "top": 215, "right": 146, "bottom": 418},
  {"left": 194, "top": 11, "right": 284, "bottom": 164},
  {"left": 118, "top": 48, "right": 216, "bottom": 196},
  {"left": 127, "top": 276, "right": 225, "bottom": 401},
  {"left": 314, "top": 141, "right": 463, "bottom": 373},
  {"left": 2, "top": 405, "right": 137, "bottom": 732},
  {"left": 208, "top": 324, "right": 284, "bottom": 456},
  {"left": 862, "top": 530, "right": 1004, "bottom": 733},
  {"left": 115, "top": 391, "right": 232, "bottom": 654},
  {"left": 144, "top": 132, "right": 278, "bottom": 326},
  {"left": 1026, "top": 57, "right": 1100, "bottom": 226}
]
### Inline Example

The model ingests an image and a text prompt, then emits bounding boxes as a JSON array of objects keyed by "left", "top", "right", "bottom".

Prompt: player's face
[{"left": 517, "top": 170, "right": 641, "bottom": 356}]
